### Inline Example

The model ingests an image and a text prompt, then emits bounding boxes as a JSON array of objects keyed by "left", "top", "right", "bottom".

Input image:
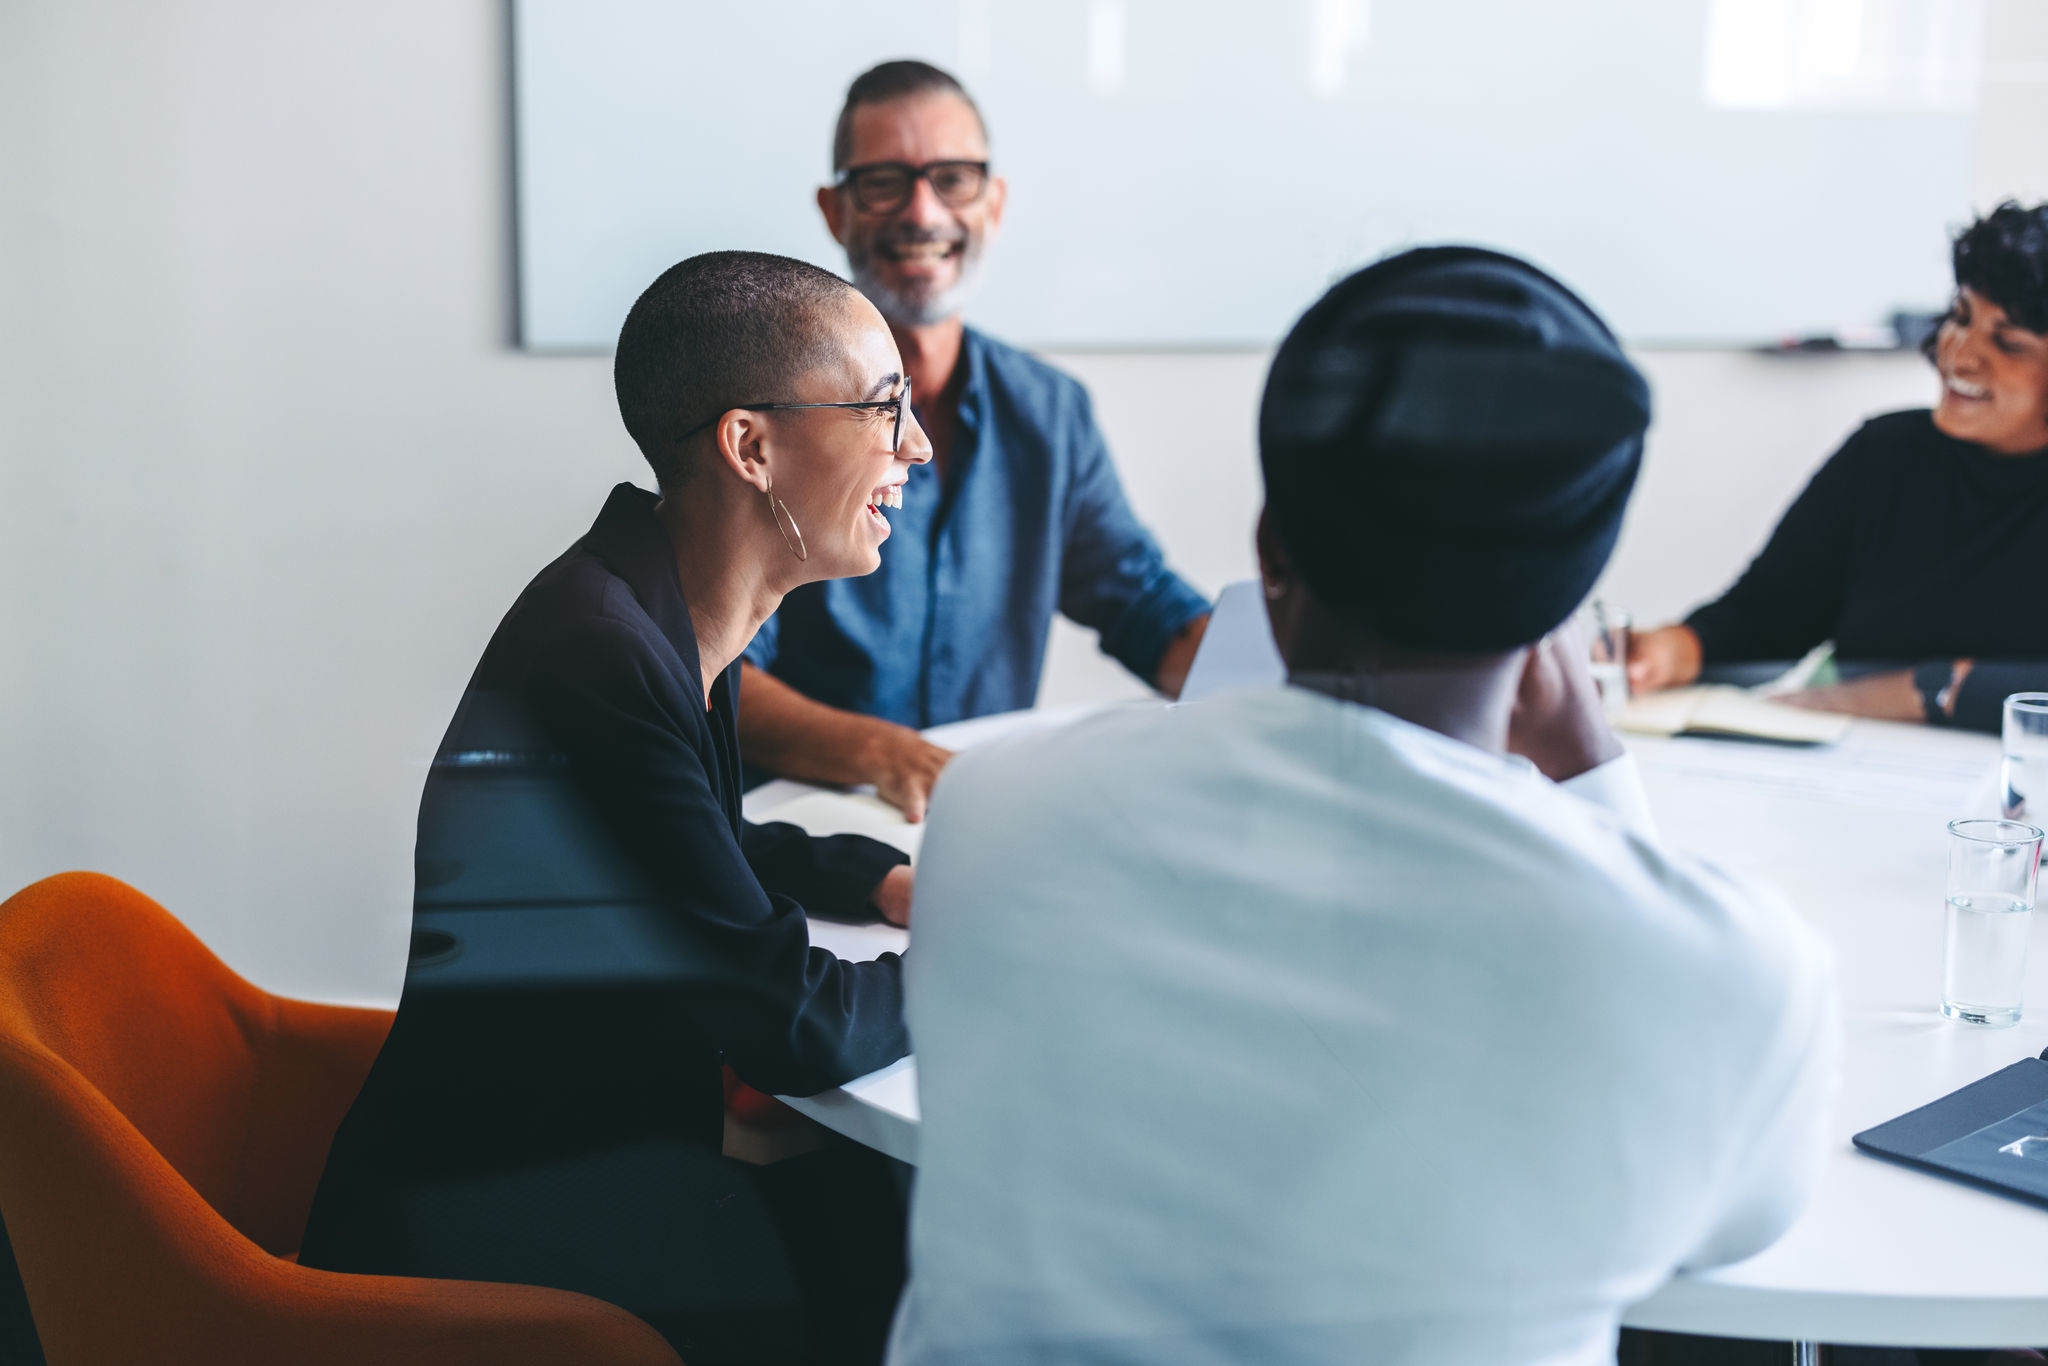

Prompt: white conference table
[{"left": 743, "top": 701, "right": 2048, "bottom": 1349}]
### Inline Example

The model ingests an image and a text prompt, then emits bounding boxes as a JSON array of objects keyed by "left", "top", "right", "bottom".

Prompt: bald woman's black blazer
[{"left": 301, "top": 483, "right": 908, "bottom": 1290}]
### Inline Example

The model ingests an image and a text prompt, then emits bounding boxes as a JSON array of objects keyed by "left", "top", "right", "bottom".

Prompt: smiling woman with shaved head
[
  {"left": 301, "top": 251, "right": 932, "bottom": 1363},
  {"left": 1629, "top": 202, "right": 2048, "bottom": 731}
]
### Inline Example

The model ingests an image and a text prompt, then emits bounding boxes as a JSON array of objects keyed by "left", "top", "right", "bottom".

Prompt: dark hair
[
  {"left": 1952, "top": 201, "right": 2048, "bottom": 335},
  {"left": 1259, "top": 246, "right": 1651, "bottom": 653},
  {"left": 832, "top": 60, "right": 987, "bottom": 171},
  {"left": 613, "top": 251, "right": 856, "bottom": 490}
]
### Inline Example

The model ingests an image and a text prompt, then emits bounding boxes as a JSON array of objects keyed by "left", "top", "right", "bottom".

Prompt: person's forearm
[
  {"left": 739, "top": 664, "right": 954, "bottom": 819},
  {"left": 1508, "top": 626, "right": 1627, "bottom": 783},
  {"left": 739, "top": 663, "right": 901, "bottom": 787},
  {"left": 1152, "top": 613, "right": 1210, "bottom": 699},
  {"left": 1942, "top": 658, "right": 2048, "bottom": 736},
  {"left": 741, "top": 818, "right": 908, "bottom": 922},
  {"left": 1780, "top": 668, "right": 1923, "bottom": 723},
  {"left": 1683, "top": 447, "right": 1858, "bottom": 665}
]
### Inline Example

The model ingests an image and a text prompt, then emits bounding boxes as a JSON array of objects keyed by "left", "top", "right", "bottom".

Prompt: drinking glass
[
  {"left": 1583, "top": 600, "right": 1630, "bottom": 720},
  {"left": 1943, "top": 818, "right": 2044, "bottom": 1027},
  {"left": 2001, "top": 694, "right": 2048, "bottom": 820}
]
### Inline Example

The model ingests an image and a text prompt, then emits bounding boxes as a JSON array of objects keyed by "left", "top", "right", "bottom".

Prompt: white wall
[
  {"left": 1033, "top": 347, "right": 1946, "bottom": 706},
  {"left": 1, "top": 2, "right": 644, "bottom": 1008},
  {"left": 2, "top": 1, "right": 2043, "bottom": 1007}
]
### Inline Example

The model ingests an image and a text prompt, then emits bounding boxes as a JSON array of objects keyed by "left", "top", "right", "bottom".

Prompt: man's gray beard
[{"left": 847, "top": 245, "right": 985, "bottom": 328}]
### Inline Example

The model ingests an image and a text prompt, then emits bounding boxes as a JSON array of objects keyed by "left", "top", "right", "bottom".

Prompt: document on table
[
  {"left": 1620, "top": 685, "right": 1851, "bottom": 745},
  {"left": 755, "top": 789, "right": 923, "bottom": 859},
  {"left": 1632, "top": 729, "right": 1996, "bottom": 819}
]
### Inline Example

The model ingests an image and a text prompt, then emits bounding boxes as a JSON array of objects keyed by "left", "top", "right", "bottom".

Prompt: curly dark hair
[{"left": 1951, "top": 201, "right": 2048, "bottom": 335}]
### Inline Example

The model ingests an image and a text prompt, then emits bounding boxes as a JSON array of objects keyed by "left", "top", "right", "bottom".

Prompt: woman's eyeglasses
[
  {"left": 835, "top": 160, "right": 990, "bottom": 215},
  {"left": 678, "top": 378, "right": 913, "bottom": 453}
]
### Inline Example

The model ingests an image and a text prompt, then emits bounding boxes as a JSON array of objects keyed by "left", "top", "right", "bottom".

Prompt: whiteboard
[{"left": 513, "top": 0, "right": 1983, "bottom": 350}]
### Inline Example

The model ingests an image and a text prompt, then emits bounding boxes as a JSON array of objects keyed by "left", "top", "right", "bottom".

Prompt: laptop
[{"left": 1179, "top": 579, "right": 1286, "bottom": 703}]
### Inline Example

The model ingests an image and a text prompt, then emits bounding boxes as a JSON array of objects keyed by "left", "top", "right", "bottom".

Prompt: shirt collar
[
  {"left": 957, "top": 325, "right": 989, "bottom": 434},
  {"left": 581, "top": 482, "right": 706, "bottom": 698}
]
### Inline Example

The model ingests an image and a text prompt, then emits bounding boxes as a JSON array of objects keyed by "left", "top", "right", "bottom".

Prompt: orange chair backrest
[
  {"left": 0, "top": 872, "right": 391, "bottom": 1256},
  {"left": 0, "top": 873, "right": 683, "bottom": 1366}
]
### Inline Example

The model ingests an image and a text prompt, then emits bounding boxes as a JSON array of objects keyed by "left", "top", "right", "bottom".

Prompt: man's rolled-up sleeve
[{"left": 1055, "top": 388, "right": 1211, "bottom": 684}]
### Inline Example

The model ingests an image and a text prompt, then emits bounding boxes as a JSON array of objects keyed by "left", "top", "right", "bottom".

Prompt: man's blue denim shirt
[{"left": 744, "top": 328, "right": 1209, "bottom": 729}]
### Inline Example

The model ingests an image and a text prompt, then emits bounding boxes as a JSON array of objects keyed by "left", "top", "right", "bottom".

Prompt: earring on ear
[
  {"left": 764, "top": 474, "right": 807, "bottom": 562},
  {"left": 1263, "top": 577, "right": 1285, "bottom": 601}
]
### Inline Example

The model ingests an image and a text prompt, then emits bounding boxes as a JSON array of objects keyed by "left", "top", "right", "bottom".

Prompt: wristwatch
[{"left": 1914, "top": 659, "right": 1963, "bottom": 724}]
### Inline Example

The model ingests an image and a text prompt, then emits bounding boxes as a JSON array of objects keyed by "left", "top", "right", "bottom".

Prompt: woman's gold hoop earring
[{"left": 765, "top": 475, "right": 807, "bottom": 562}]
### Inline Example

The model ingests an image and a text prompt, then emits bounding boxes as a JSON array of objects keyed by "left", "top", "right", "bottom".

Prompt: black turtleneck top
[{"left": 1686, "top": 409, "right": 2048, "bottom": 732}]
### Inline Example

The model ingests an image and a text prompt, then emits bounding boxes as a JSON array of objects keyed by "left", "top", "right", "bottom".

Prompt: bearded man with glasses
[{"left": 737, "top": 60, "right": 1212, "bottom": 822}]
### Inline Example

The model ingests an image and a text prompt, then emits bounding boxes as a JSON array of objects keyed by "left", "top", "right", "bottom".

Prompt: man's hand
[
  {"left": 1626, "top": 623, "right": 1703, "bottom": 694},
  {"left": 870, "top": 863, "right": 914, "bottom": 928},
  {"left": 861, "top": 725, "right": 953, "bottom": 823},
  {"left": 1153, "top": 614, "right": 1211, "bottom": 699},
  {"left": 1508, "top": 623, "right": 1625, "bottom": 783},
  {"left": 738, "top": 664, "right": 955, "bottom": 822},
  {"left": 1778, "top": 669, "right": 1925, "bottom": 723}
]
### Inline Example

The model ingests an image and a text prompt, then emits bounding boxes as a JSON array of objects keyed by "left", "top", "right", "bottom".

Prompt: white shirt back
[{"left": 889, "top": 687, "right": 1839, "bottom": 1366}]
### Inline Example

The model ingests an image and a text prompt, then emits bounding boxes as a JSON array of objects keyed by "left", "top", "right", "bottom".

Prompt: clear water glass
[
  {"left": 1943, "top": 818, "right": 2044, "bottom": 1027},
  {"left": 2001, "top": 694, "right": 2048, "bottom": 820}
]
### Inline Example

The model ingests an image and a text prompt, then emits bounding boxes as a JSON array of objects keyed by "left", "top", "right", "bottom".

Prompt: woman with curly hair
[{"left": 1629, "top": 201, "right": 2048, "bottom": 732}]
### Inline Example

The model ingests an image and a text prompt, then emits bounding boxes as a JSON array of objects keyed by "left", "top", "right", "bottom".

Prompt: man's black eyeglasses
[
  {"left": 836, "top": 160, "right": 990, "bottom": 215},
  {"left": 677, "top": 378, "right": 912, "bottom": 453}
]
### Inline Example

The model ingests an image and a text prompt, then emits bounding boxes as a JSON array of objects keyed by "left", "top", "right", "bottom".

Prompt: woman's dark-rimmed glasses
[
  {"left": 677, "top": 378, "right": 913, "bottom": 453},
  {"left": 836, "top": 160, "right": 989, "bottom": 215}
]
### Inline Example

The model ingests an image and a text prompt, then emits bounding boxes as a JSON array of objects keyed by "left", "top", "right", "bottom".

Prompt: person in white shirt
[{"left": 888, "top": 247, "right": 1841, "bottom": 1366}]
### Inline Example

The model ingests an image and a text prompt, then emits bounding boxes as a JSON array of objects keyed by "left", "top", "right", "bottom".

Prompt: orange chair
[{"left": 0, "top": 871, "right": 682, "bottom": 1366}]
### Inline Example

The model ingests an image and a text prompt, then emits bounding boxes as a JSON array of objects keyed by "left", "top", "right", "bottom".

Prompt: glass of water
[
  {"left": 2001, "top": 694, "right": 2048, "bottom": 820},
  {"left": 1943, "top": 818, "right": 2044, "bottom": 1027}
]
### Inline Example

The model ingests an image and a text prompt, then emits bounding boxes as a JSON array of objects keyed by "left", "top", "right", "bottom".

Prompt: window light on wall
[
  {"left": 1703, "top": 0, "right": 1983, "bottom": 110},
  {"left": 1310, "top": 0, "right": 1372, "bottom": 98}
]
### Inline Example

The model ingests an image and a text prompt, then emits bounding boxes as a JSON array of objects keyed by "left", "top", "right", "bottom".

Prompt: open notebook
[{"left": 1619, "top": 685, "right": 1850, "bottom": 745}]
